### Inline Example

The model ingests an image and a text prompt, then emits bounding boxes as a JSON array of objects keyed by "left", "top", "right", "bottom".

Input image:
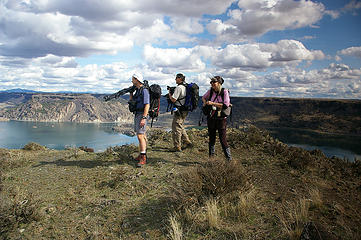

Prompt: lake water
[
  {"left": 268, "top": 127, "right": 361, "bottom": 161},
  {"left": 1, "top": 121, "right": 360, "bottom": 160},
  {"left": 0, "top": 121, "right": 137, "bottom": 152}
]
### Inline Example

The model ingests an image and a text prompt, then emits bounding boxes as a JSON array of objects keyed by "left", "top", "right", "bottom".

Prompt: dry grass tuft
[
  {"left": 279, "top": 198, "right": 311, "bottom": 239},
  {"left": 205, "top": 198, "right": 220, "bottom": 229},
  {"left": 309, "top": 188, "right": 323, "bottom": 210},
  {"left": 221, "top": 187, "right": 257, "bottom": 221},
  {"left": 167, "top": 213, "right": 183, "bottom": 240}
]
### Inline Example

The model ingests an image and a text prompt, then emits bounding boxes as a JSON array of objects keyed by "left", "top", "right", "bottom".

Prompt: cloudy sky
[{"left": 0, "top": 0, "right": 360, "bottom": 99}]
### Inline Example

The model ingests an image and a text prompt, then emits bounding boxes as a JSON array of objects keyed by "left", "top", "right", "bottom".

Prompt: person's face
[
  {"left": 210, "top": 80, "right": 219, "bottom": 90},
  {"left": 175, "top": 77, "right": 182, "bottom": 84},
  {"left": 132, "top": 77, "right": 137, "bottom": 85}
]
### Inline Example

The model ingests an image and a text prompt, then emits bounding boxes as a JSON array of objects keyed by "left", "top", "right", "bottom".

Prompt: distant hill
[
  {"left": 1, "top": 90, "right": 360, "bottom": 135},
  {"left": 0, "top": 88, "right": 40, "bottom": 93},
  {"left": 0, "top": 93, "right": 133, "bottom": 123}
]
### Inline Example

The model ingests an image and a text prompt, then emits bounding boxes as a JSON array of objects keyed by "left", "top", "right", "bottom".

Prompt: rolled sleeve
[{"left": 143, "top": 88, "right": 150, "bottom": 105}]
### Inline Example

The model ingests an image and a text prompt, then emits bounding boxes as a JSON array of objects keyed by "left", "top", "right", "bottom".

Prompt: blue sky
[{"left": 0, "top": 0, "right": 360, "bottom": 99}]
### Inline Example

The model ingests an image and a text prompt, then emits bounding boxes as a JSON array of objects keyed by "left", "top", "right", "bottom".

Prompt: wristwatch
[{"left": 142, "top": 116, "right": 147, "bottom": 119}]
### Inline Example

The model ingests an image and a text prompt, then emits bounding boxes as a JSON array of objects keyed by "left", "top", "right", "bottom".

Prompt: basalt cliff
[{"left": 0, "top": 93, "right": 132, "bottom": 123}]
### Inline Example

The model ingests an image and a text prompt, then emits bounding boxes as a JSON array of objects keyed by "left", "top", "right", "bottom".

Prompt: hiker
[
  {"left": 129, "top": 73, "right": 150, "bottom": 167},
  {"left": 168, "top": 73, "right": 193, "bottom": 152},
  {"left": 202, "top": 76, "right": 232, "bottom": 161}
]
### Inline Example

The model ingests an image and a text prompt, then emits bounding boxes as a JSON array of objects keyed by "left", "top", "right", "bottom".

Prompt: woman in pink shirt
[{"left": 202, "top": 76, "right": 232, "bottom": 161}]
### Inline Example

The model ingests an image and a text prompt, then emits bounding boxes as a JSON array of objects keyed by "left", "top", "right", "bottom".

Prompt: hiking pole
[{"left": 198, "top": 110, "right": 203, "bottom": 126}]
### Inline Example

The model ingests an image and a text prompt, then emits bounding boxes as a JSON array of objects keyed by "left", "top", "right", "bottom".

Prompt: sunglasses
[{"left": 210, "top": 81, "right": 218, "bottom": 84}]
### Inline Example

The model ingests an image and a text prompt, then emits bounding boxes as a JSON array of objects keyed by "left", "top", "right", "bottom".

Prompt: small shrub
[
  {"left": 171, "top": 159, "right": 248, "bottom": 207},
  {"left": 0, "top": 191, "right": 41, "bottom": 237},
  {"left": 286, "top": 147, "right": 314, "bottom": 170},
  {"left": 148, "top": 129, "right": 170, "bottom": 146},
  {"left": 23, "top": 142, "right": 47, "bottom": 151}
]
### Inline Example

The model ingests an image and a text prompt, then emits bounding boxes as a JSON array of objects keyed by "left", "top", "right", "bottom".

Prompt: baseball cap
[{"left": 132, "top": 73, "right": 143, "bottom": 83}]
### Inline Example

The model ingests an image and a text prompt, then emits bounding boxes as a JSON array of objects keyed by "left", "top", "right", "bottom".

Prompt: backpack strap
[
  {"left": 133, "top": 86, "right": 147, "bottom": 112},
  {"left": 174, "top": 83, "right": 187, "bottom": 109}
]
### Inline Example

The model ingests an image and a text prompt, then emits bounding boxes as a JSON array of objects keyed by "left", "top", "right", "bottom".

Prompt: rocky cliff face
[
  {"left": 0, "top": 93, "right": 133, "bottom": 123},
  {"left": 230, "top": 97, "right": 361, "bottom": 135}
]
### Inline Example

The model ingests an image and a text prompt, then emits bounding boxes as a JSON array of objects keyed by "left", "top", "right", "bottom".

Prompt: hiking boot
[
  {"left": 170, "top": 146, "right": 182, "bottom": 152},
  {"left": 136, "top": 154, "right": 146, "bottom": 167},
  {"left": 209, "top": 144, "right": 215, "bottom": 157},
  {"left": 223, "top": 147, "right": 232, "bottom": 161},
  {"left": 182, "top": 141, "right": 194, "bottom": 150}
]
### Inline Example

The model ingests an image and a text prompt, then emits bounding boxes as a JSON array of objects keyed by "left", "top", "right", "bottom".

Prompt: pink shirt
[{"left": 202, "top": 88, "right": 230, "bottom": 107}]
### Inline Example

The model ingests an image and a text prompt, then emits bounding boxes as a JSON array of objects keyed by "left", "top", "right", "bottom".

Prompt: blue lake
[
  {"left": 0, "top": 121, "right": 137, "bottom": 152},
  {"left": 1, "top": 121, "right": 360, "bottom": 161}
]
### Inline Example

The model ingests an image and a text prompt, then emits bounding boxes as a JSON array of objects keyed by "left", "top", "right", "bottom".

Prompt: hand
[
  {"left": 206, "top": 101, "right": 213, "bottom": 106},
  {"left": 139, "top": 118, "right": 146, "bottom": 127}
]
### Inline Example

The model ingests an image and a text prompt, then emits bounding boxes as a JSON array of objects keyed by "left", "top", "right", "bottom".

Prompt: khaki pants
[{"left": 172, "top": 111, "right": 190, "bottom": 148}]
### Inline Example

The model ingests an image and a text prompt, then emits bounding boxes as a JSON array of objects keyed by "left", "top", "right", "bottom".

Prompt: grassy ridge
[{"left": 1, "top": 127, "right": 361, "bottom": 239}]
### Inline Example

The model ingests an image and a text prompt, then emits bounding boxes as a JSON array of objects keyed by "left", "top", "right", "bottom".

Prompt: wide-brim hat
[{"left": 210, "top": 76, "right": 224, "bottom": 84}]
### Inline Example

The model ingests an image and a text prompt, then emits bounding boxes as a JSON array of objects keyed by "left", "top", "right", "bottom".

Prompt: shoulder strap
[
  {"left": 220, "top": 88, "right": 225, "bottom": 101},
  {"left": 207, "top": 88, "right": 213, "bottom": 101}
]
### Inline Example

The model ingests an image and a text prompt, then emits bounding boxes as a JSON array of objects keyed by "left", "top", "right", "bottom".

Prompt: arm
[
  {"left": 143, "top": 104, "right": 150, "bottom": 117},
  {"left": 204, "top": 90, "right": 223, "bottom": 109},
  {"left": 206, "top": 101, "right": 223, "bottom": 109},
  {"left": 139, "top": 89, "right": 150, "bottom": 127},
  {"left": 202, "top": 90, "right": 210, "bottom": 106},
  {"left": 168, "top": 93, "right": 177, "bottom": 103},
  {"left": 169, "top": 86, "right": 181, "bottom": 103},
  {"left": 139, "top": 104, "right": 149, "bottom": 127}
]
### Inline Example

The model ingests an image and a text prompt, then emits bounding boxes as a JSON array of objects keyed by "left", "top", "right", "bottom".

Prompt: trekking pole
[{"left": 198, "top": 110, "right": 203, "bottom": 126}]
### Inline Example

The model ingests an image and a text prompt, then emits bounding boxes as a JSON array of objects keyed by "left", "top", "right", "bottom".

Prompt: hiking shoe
[
  {"left": 182, "top": 141, "right": 194, "bottom": 150},
  {"left": 170, "top": 146, "right": 182, "bottom": 152},
  {"left": 136, "top": 155, "right": 146, "bottom": 167},
  {"left": 134, "top": 154, "right": 141, "bottom": 161}
]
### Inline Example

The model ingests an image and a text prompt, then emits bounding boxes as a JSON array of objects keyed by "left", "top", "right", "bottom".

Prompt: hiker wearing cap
[
  {"left": 202, "top": 76, "right": 232, "bottom": 161},
  {"left": 168, "top": 73, "right": 193, "bottom": 152},
  {"left": 129, "top": 73, "right": 150, "bottom": 167}
]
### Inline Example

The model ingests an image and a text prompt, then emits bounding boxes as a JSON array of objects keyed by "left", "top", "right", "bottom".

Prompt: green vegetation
[{"left": 1, "top": 127, "right": 360, "bottom": 239}]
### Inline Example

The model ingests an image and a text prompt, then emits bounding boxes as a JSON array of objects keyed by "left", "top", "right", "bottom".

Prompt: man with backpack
[
  {"left": 202, "top": 76, "right": 232, "bottom": 161},
  {"left": 129, "top": 73, "right": 150, "bottom": 167},
  {"left": 168, "top": 73, "right": 193, "bottom": 152}
]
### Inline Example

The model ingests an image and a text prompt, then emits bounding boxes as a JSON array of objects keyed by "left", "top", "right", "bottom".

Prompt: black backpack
[
  {"left": 180, "top": 82, "right": 199, "bottom": 112},
  {"left": 148, "top": 83, "right": 162, "bottom": 127}
]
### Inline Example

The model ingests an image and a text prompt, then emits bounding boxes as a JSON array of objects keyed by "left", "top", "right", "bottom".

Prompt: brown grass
[
  {"left": 278, "top": 198, "right": 311, "bottom": 239},
  {"left": 1, "top": 127, "right": 360, "bottom": 239},
  {"left": 171, "top": 158, "right": 248, "bottom": 207},
  {"left": 309, "top": 188, "right": 323, "bottom": 210},
  {"left": 205, "top": 198, "right": 220, "bottom": 229},
  {"left": 0, "top": 187, "right": 41, "bottom": 238},
  {"left": 167, "top": 213, "right": 183, "bottom": 240}
]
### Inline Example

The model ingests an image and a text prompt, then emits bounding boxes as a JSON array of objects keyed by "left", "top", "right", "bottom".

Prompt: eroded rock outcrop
[{"left": 1, "top": 93, "right": 132, "bottom": 123}]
